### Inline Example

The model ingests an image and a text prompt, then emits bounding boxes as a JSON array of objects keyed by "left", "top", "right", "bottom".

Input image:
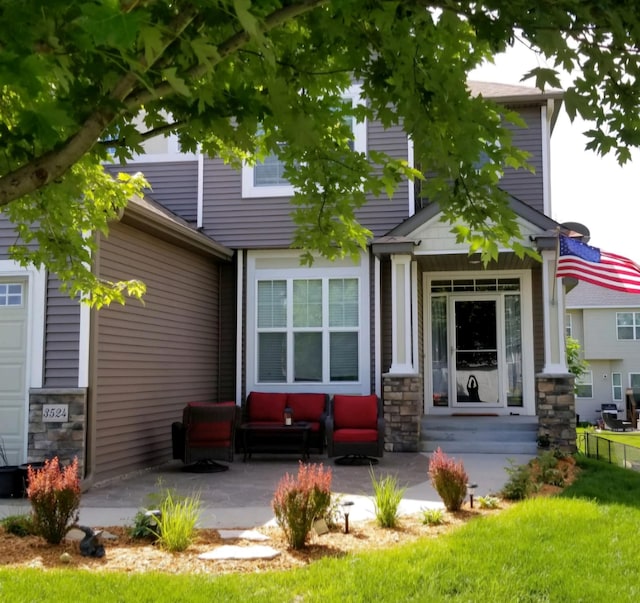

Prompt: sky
[{"left": 470, "top": 42, "right": 640, "bottom": 262}]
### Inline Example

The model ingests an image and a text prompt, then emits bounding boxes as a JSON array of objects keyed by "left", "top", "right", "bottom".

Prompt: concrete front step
[
  {"left": 419, "top": 440, "right": 539, "bottom": 455},
  {"left": 420, "top": 415, "right": 538, "bottom": 455}
]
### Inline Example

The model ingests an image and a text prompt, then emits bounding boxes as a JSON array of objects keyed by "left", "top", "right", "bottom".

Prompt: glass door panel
[{"left": 453, "top": 299, "right": 500, "bottom": 405}]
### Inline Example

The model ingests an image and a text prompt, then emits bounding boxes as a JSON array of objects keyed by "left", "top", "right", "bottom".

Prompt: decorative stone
[
  {"left": 218, "top": 529, "right": 270, "bottom": 541},
  {"left": 199, "top": 545, "right": 281, "bottom": 560}
]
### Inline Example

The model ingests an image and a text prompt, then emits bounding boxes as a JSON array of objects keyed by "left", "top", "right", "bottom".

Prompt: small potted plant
[{"left": 0, "top": 437, "right": 20, "bottom": 498}]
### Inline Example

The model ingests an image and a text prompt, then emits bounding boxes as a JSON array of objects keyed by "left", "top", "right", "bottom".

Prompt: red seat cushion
[
  {"left": 287, "top": 393, "right": 326, "bottom": 423},
  {"left": 333, "top": 428, "right": 379, "bottom": 443},
  {"left": 248, "top": 392, "right": 287, "bottom": 422},
  {"left": 333, "top": 394, "right": 378, "bottom": 429},
  {"left": 188, "top": 421, "right": 233, "bottom": 445}
]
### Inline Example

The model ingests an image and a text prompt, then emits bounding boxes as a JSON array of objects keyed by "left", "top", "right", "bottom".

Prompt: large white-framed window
[
  {"left": 612, "top": 372, "right": 622, "bottom": 401},
  {"left": 246, "top": 250, "right": 370, "bottom": 394},
  {"left": 630, "top": 373, "right": 640, "bottom": 390},
  {"left": 575, "top": 371, "right": 593, "bottom": 398},
  {"left": 241, "top": 84, "right": 367, "bottom": 198},
  {"left": 617, "top": 312, "right": 640, "bottom": 340}
]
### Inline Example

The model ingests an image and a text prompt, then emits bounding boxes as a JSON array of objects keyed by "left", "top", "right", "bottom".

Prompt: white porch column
[
  {"left": 389, "top": 254, "right": 417, "bottom": 374},
  {"left": 541, "top": 249, "right": 568, "bottom": 373}
]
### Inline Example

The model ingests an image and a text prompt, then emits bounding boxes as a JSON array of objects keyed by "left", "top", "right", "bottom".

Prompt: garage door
[{"left": 0, "top": 279, "right": 28, "bottom": 465}]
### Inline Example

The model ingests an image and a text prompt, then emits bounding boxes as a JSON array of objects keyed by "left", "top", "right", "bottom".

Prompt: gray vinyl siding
[
  {"left": 0, "top": 215, "right": 15, "bottom": 259},
  {"left": 200, "top": 122, "right": 412, "bottom": 248},
  {"left": 531, "top": 266, "right": 545, "bottom": 373},
  {"left": 92, "top": 222, "right": 223, "bottom": 482},
  {"left": 106, "top": 162, "right": 199, "bottom": 223},
  {"left": 501, "top": 106, "right": 544, "bottom": 213},
  {"left": 44, "top": 276, "right": 81, "bottom": 387}
]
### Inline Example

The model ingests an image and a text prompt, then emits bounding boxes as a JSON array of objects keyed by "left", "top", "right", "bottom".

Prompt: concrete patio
[{"left": 0, "top": 451, "right": 535, "bottom": 529}]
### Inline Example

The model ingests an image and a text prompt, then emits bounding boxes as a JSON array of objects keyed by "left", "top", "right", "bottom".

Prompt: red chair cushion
[
  {"left": 333, "top": 394, "right": 378, "bottom": 429},
  {"left": 287, "top": 393, "right": 326, "bottom": 422},
  {"left": 188, "top": 421, "right": 233, "bottom": 445},
  {"left": 333, "top": 428, "right": 379, "bottom": 443},
  {"left": 248, "top": 392, "right": 287, "bottom": 422}
]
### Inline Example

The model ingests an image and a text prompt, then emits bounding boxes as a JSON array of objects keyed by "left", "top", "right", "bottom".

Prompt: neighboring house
[
  {"left": 566, "top": 281, "right": 640, "bottom": 424},
  {"left": 0, "top": 81, "right": 575, "bottom": 484}
]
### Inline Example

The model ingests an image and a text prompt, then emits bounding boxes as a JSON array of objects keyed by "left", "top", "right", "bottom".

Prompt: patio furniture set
[{"left": 171, "top": 392, "right": 385, "bottom": 472}]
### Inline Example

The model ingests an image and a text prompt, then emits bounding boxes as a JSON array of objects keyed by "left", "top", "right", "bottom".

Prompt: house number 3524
[{"left": 42, "top": 405, "right": 68, "bottom": 422}]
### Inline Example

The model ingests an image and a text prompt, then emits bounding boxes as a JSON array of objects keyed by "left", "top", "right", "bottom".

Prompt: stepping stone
[
  {"left": 199, "top": 545, "right": 280, "bottom": 560},
  {"left": 218, "top": 529, "right": 270, "bottom": 541}
]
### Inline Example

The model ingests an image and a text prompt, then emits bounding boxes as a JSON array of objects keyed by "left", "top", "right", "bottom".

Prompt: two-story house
[
  {"left": 0, "top": 81, "right": 573, "bottom": 484},
  {"left": 566, "top": 280, "right": 640, "bottom": 424}
]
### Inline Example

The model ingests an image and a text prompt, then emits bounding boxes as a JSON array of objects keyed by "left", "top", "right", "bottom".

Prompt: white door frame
[
  {"left": 0, "top": 261, "right": 46, "bottom": 462},
  {"left": 423, "top": 270, "right": 536, "bottom": 416}
]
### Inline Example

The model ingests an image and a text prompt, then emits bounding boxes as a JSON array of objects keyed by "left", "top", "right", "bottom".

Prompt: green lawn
[{"left": 2, "top": 456, "right": 640, "bottom": 601}]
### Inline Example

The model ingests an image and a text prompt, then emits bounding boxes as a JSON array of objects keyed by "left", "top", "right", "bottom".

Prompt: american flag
[{"left": 556, "top": 234, "right": 640, "bottom": 294}]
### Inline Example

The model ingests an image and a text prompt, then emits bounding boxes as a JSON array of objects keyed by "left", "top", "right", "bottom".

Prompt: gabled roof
[
  {"left": 566, "top": 281, "right": 640, "bottom": 309},
  {"left": 121, "top": 194, "right": 234, "bottom": 261},
  {"left": 468, "top": 80, "right": 564, "bottom": 130},
  {"left": 382, "top": 193, "right": 560, "bottom": 240}
]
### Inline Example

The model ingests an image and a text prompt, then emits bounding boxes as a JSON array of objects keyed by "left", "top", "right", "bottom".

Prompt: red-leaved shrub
[
  {"left": 428, "top": 448, "right": 468, "bottom": 511},
  {"left": 27, "top": 457, "right": 81, "bottom": 544},
  {"left": 272, "top": 462, "right": 332, "bottom": 549}
]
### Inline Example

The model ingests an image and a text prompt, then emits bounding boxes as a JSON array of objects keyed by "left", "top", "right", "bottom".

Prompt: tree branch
[
  {"left": 0, "top": 6, "right": 199, "bottom": 207},
  {"left": 125, "top": 0, "right": 327, "bottom": 109}
]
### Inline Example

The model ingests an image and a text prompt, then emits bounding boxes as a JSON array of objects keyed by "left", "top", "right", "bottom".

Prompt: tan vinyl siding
[
  {"left": 106, "top": 162, "right": 199, "bottom": 223},
  {"left": 44, "top": 276, "right": 80, "bottom": 387},
  {"left": 93, "top": 222, "right": 223, "bottom": 482}
]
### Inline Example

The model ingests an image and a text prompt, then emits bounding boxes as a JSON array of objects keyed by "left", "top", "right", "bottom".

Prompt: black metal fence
[{"left": 578, "top": 432, "right": 640, "bottom": 472}]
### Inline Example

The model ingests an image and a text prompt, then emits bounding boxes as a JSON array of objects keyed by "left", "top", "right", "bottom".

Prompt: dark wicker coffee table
[{"left": 240, "top": 422, "right": 311, "bottom": 461}]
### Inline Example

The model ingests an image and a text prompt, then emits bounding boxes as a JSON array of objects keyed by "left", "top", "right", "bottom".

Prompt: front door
[
  {"left": 452, "top": 298, "right": 501, "bottom": 406},
  {"left": 428, "top": 275, "right": 528, "bottom": 414}
]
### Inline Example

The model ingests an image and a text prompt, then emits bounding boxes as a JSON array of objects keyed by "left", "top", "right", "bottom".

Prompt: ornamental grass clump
[
  {"left": 27, "top": 457, "right": 81, "bottom": 545},
  {"left": 152, "top": 490, "right": 201, "bottom": 552},
  {"left": 272, "top": 462, "right": 332, "bottom": 550},
  {"left": 370, "top": 468, "right": 406, "bottom": 528},
  {"left": 428, "top": 448, "right": 468, "bottom": 512}
]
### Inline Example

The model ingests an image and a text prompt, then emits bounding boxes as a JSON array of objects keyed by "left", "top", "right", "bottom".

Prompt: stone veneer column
[
  {"left": 28, "top": 389, "right": 87, "bottom": 474},
  {"left": 382, "top": 373, "right": 422, "bottom": 452},
  {"left": 536, "top": 373, "right": 576, "bottom": 454}
]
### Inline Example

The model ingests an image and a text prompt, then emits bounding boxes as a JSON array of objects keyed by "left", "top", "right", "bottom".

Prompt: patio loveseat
[{"left": 239, "top": 391, "right": 329, "bottom": 459}]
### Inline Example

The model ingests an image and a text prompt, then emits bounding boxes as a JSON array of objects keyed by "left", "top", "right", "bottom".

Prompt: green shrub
[
  {"left": 428, "top": 448, "right": 468, "bottom": 511},
  {"left": 370, "top": 469, "right": 406, "bottom": 528},
  {"left": 151, "top": 490, "right": 201, "bottom": 552},
  {"left": 421, "top": 507, "right": 445, "bottom": 525},
  {"left": 1, "top": 513, "right": 36, "bottom": 537},
  {"left": 128, "top": 509, "right": 160, "bottom": 540},
  {"left": 272, "top": 462, "right": 332, "bottom": 549},
  {"left": 502, "top": 459, "right": 534, "bottom": 500},
  {"left": 27, "top": 457, "right": 81, "bottom": 545},
  {"left": 476, "top": 495, "right": 500, "bottom": 509}
]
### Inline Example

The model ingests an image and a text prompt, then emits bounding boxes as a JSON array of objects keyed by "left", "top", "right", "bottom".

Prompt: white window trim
[
  {"left": 245, "top": 250, "right": 370, "bottom": 394},
  {"left": 241, "top": 84, "right": 367, "bottom": 198},
  {"left": 612, "top": 372, "right": 622, "bottom": 401},
  {"left": 565, "top": 313, "right": 572, "bottom": 338},
  {"left": 616, "top": 311, "right": 640, "bottom": 341},
  {"left": 576, "top": 371, "right": 593, "bottom": 399},
  {"left": 629, "top": 373, "right": 640, "bottom": 389}
]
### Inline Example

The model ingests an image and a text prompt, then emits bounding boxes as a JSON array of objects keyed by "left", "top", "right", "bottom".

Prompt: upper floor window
[
  {"left": 565, "top": 313, "right": 572, "bottom": 338},
  {"left": 575, "top": 371, "right": 593, "bottom": 398},
  {"left": 241, "top": 84, "right": 367, "bottom": 198},
  {"left": 617, "top": 312, "right": 640, "bottom": 340}
]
